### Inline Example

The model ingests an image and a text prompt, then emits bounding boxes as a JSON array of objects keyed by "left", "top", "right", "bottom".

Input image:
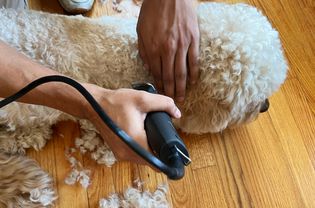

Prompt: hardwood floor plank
[
  {"left": 268, "top": 91, "right": 315, "bottom": 207},
  {"left": 52, "top": 121, "right": 90, "bottom": 208},
  {"left": 137, "top": 165, "right": 174, "bottom": 207},
  {"left": 137, "top": 165, "right": 167, "bottom": 191},
  {"left": 223, "top": 123, "right": 306, "bottom": 207},
  {"left": 193, "top": 167, "right": 230, "bottom": 208},
  {"left": 82, "top": 156, "right": 116, "bottom": 208},
  {"left": 110, "top": 162, "right": 134, "bottom": 193},
  {"left": 168, "top": 165, "right": 197, "bottom": 208},
  {"left": 189, "top": 134, "right": 216, "bottom": 170},
  {"left": 212, "top": 133, "right": 253, "bottom": 208},
  {"left": 251, "top": 0, "right": 315, "bottom": 106},
  {"left": 281, "top": 79, "right": 315, "bottom": 168}
]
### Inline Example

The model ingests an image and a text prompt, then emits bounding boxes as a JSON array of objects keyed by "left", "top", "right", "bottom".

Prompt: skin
[
  {"left": 0, "top": 41, "right": 181, "bottom": 166},
  {"left": 137, "top": 0, "right": 200, "bottom": 102}
]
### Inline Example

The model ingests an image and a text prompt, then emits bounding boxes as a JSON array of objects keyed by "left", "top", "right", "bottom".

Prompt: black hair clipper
[
  {"left": 132, "top": 83, "right": 191, "bottom": 179},
  {"left": 0, "top": 74, "right": 191, "bottom": 180},
  {"left": 0, "top": 74, "right": 190, "bottom": 180}
]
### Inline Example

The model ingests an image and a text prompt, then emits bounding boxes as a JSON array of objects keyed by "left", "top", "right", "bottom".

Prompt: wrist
[{"left": 80, "top": 83, "right": 112, "bottom": 122}]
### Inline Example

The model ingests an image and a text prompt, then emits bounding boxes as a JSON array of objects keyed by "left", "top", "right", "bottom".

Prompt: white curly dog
[{"left": 0, "top": 3, "right": 287, "bottom": 207}]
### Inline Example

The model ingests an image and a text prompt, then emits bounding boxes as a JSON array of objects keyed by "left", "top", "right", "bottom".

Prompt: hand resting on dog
[{"left": 137, "top": 0, "right": 200, "bottom": 102}]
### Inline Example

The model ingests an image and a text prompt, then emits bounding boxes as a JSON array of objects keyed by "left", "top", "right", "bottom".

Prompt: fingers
[
  {"left": 139, "top": 36, "right": 163, "bottom": 91},
  {"left": 148, "top": 54, "right": 163, "bottom": 91},
  {"left": 139, "top": 92, "right": 181, "bottom": 119},
  {"left": 161, "top": 46, "right": 175, "bottom": 98},
  {"left": 138, "top": 35, "right": 149, "bottom": 70},
  {"left": 188, "top": 34, "right": 200, "bottom": 85},
  {"left": 174, "top": 45, "right": 188, "bottom": 102}
]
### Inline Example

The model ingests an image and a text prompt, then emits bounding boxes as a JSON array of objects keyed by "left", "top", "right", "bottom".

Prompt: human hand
[
  {"left": 137, "top": 0, "right": 200, "bottom": 102},
  {"left": 84, "top": 85, "right": 181, "bottom": 165}
]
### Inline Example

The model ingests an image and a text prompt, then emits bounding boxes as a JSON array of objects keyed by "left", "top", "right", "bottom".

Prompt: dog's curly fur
[{"left": 0, "top": 3, "right": 287, "bottom": 207}]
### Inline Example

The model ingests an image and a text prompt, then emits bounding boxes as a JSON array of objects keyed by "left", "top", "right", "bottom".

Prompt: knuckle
[
  {"left": 163, "top": 38, "right": 177, "bottom": 53},
  {"left": 136, "top": 93, "right": 149, "bottom": 110},
  {"left": 190, "top": 56, "right": 199, "bottom": 67},
  {"left": 176, "top": 70, "right": 187, "bottom": 80},
  {"left": 165, "top": 96, "right": 175, "bottom": 106},
  {"left": 150, "top": 40, "right": 160, "bottom": 54},
  {"left": 177, "top": 40, "right": 186, "bottom": 49},
  {"left": 137, "top": 91, "right": 148, "bottom": 103},
  {"left": 176, "top": 86, "right": 185, "bottom": 97},
  {"left": 178, "top": 37, "right": 189, "bottom": 49},
  {"left": 177, "top": 92, "right": 185, "bottom": 99}
]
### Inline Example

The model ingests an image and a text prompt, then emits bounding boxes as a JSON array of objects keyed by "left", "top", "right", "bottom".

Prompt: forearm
[
  {"left": 0, "top": 42, "right": 183, "bottom": 165},
  {"left": 0, "top": 40, "right": 104, "bottom": 119}
]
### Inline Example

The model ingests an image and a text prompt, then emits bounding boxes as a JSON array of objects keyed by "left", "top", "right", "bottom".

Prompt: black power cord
[{"left": 0, "top": 75, "right": 188, "bottom": 179}]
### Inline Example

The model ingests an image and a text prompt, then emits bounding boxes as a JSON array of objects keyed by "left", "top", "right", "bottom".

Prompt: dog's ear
[{"left": 260, "top": 99, "right": 269, "bottom": 113}]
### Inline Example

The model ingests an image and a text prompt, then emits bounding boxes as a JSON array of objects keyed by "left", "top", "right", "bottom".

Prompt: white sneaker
[{"left": 58, "top": 0, "right": 94, "bottom": 14}]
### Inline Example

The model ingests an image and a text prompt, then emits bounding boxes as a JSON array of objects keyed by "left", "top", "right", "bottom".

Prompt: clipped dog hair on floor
[{"left": 0, "top": 2, "right": 287, "bottom": 207}]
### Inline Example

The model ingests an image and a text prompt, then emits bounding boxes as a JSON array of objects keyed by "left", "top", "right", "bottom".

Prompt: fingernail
[{"left": 175, "top": 107, "right": 181, "bottom": 118}]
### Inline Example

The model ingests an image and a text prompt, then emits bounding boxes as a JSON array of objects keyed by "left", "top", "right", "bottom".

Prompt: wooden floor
[{"left": 27, "top": 0, "right": 315, "bottom": 207}]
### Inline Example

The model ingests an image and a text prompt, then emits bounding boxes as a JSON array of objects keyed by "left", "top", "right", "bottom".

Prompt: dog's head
[{"left": 175, "top": 3, "right": 287, "bottom": 134}]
